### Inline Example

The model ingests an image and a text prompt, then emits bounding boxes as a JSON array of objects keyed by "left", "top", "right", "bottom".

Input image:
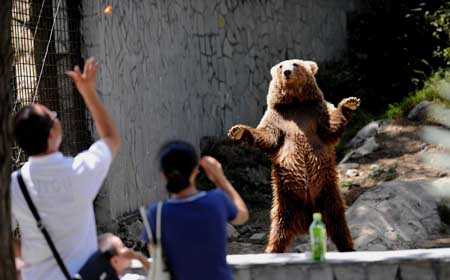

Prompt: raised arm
[
  {"left": 66, "top": 57, "right": 121, "bottom": 159},
  {"left": 228, "top": 110, "right": 285, "bottom": 154},
  {"left": 200, "top": 156, "right": 249, "bottom": 225},
  {"left": 317, "top": 97, "right": 360, "bottom": 145}
]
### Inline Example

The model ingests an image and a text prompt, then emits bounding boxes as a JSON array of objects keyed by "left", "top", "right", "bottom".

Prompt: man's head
[
  {"left": 14, "top": 104, "right": 62, "bottom": 156},
  {"left": 98, "top": 233, "right": 131, "bottom": 276}
]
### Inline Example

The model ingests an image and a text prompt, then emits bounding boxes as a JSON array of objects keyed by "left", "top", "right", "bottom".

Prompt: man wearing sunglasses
[{"left": 11, "top": 57, "right": 121, "bottom": 280}]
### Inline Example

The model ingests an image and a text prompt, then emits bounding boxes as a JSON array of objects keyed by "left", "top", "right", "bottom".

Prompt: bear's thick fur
[{"left": 228, "top": 59, "right": 359, "bottom": 253}]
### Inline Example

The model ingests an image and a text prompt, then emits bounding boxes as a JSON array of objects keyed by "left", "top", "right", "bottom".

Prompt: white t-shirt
[{"left": 11, "top": 140, "right": 112, "bottom": 280}]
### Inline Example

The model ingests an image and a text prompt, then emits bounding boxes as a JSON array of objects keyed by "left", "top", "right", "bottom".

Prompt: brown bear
[{"left": 228, "top": 59, "right": 359, "bottom": 253}]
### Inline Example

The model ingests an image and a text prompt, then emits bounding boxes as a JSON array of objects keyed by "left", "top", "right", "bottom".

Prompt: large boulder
[
  {"left": 346, "top": 120, "right": 388, "bottom": 148},
  {"left": 408, "top": 101, "right": 432, "bottom": 122},
  {"left": 340, "top": 137, "right": 380, "bottom": 164},
  {"left": 347, "top": 179, "right": 446, "bottom": 251}
]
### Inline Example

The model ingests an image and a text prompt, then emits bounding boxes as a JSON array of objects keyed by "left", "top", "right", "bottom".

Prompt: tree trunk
[{"left": 0, "top": 0, "right": 16, "bottom": 279}]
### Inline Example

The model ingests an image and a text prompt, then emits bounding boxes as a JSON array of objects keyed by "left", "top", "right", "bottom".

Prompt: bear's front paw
[
  {"left": 228, "top": 125, "right": 248, "bottom": 141},
  {"left": 340, "top": 97, "right": 361, "bottom": 111}
]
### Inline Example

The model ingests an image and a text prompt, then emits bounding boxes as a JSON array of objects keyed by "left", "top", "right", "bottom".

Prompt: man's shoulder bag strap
[{"left": 17, "top": 170, "right": 73, "bottom": 280}]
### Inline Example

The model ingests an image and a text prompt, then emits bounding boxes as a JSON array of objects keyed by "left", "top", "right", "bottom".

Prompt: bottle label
[{"left": 311, "top": 226, "right": 326, "bottom": 261}]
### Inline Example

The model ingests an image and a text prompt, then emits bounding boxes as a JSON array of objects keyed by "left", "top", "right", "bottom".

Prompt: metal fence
[{"left": 10, "top": 0, "right": 91, "bottom": 168}]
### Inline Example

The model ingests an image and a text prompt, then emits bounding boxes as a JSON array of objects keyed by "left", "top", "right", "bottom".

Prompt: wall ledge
[{"left": 129, "top": 248, "right": 450, "bottom": 279}]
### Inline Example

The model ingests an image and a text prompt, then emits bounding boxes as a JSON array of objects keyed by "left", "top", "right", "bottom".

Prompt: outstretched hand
[{"left": 66, "top": 57, "right": 99, "bottom": 98}]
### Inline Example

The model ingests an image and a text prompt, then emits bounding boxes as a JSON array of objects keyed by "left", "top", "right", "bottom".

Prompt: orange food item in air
[{"left": 104, "top": 5, "right": 113, "bottom": 14}]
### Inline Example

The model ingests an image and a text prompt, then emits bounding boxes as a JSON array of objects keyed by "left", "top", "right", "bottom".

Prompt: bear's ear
[
  {"left": 303, "top": 61, "right": 318, "bottom": 75},
  {"left": 270, "top": 63, "right": 280, "bottom": 79}
]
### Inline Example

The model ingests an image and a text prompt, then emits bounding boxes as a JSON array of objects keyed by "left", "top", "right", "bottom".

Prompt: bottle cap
[{"left": 313, "top": 213, "right": 322, "bottom": 220}]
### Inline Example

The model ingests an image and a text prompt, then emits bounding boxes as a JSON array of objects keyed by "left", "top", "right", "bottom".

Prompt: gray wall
[{"left": 81, "top": 0, "right": 361, "bottom": 226}]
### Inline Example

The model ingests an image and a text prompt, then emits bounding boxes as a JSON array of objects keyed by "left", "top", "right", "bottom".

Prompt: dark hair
[
  {"left": 159, "top": 140, "right": 198, "bottom": 193},
  {"left": 14, "top": 105, "right": 53, "bottom": 156}
]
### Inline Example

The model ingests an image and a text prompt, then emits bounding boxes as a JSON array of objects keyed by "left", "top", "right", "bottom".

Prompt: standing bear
[{"left": 228, "top": 59, "right": 359, "bottom": 253}]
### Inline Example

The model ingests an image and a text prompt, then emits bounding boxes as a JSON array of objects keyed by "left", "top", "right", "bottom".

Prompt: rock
[
  {"left": 345, "top": 169, "right": 359, "bottom": 177},
  {"left": 369, "top": 164, "right": 381, "bottom": 171},
  {"left": 347, "top": 121, "right": 387, "bottom": 148},
  {"left": 338, "top": 163, "right": 360, "bottom": 172},
  {"left": 367, "top": 244, "right": 388, "bottom": 251},
  {"left": 369, "top": 164, "right": 383, "bottom": 178},
  {"left": 340, "top": 137, "right": 380, "bottom": 164},
  {"left": 344, "top": 184, "right": 365, "bottom": 206},
  {"left": 295, "top": 238, "right": 337, "bottom": 253},
  {"left": 294, "top": 243, "right": 309, "bottom": 253},
  {"left": 351, "top": 137, "right": 380, "bottom": 158},
  {"left": 346, "top": 179, "right": 443, "bottom": 251},
  {"left": 238, "top": 225, "right": 252, "bottom": 235},
  {"left": 127, "top": 220, "right": 143, "bottom": 241},
  {"left": 249, "top": 233, "right": 266, "bottom": 242},
  {"left": 408, "top": 101, "right": 432, "bottom": 122},
  {"left": 227, "top": 223, "right": 240, "bottom": 239}
]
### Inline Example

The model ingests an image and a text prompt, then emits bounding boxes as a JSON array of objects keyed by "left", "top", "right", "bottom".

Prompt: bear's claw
[
  {"left": 228, "top": 125, "right": 246, "bottom": 141},
  {"left": 340, "top": 97, "right": 360, "bottom": 111}
]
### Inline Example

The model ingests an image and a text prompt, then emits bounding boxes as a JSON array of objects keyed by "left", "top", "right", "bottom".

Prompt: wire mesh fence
[{"left": 10, "top": 0, "right": 91, "bottom": 169}]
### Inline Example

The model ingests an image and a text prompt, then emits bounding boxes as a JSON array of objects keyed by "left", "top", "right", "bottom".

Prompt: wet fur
[{"left": 229, "top": 60, "right": 357, "bottom": 253}]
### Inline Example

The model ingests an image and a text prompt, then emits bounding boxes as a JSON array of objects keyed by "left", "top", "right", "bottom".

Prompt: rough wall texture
[{"left": 81, "top": 0, "right": 361, "bottom": 226}]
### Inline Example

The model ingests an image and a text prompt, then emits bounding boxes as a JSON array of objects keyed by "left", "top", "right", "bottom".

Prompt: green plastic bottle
[{"left": 310, "top": 212, "right": 326, "bottom": 262}]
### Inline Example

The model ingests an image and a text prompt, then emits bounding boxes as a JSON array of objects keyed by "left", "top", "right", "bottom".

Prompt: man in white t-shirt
[{"left": 11, "top": 57, "right": 121, "bottom": 280}]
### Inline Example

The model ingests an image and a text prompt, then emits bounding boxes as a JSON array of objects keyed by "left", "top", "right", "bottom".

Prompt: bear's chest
[
  {"left": 273, "top": 105, "right": 332, "bottom": 160},
  {"left": 277, "top": 108, "right": 320, "bottom": 141}
]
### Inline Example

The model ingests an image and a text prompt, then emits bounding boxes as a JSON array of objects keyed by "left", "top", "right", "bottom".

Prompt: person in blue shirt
[{"left": 142, "top": 140, "right": 249, "bottom": 280}]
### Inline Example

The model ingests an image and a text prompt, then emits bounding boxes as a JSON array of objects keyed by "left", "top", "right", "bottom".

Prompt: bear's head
[{"left": 267, "top": 59, "right": 324, "bottom": 107}]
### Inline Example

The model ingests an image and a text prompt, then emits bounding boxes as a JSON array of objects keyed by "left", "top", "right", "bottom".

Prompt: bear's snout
[{"left": 283, "top": 70, "right": 292, "bottom": 78}]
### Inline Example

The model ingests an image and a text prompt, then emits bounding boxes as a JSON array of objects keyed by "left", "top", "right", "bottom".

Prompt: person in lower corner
[
  {"left": 142, "top": 140, "right": 249, "bottom": 280},
  {"left": 83, "top": 233, "right": 149, "bottom": 280}
]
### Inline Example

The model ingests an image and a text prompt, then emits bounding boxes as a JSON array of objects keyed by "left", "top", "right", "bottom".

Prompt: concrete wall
[
  {"left": 80, "top": 0, "right": 362, "bottom": 225},
  {"left": 128, "top": 248, "right": 450, "bottom": 279}
]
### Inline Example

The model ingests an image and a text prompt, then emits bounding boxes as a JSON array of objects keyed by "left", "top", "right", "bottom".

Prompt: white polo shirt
[{"left": 11, "top": 140, "right": 112, "bottom": 280}]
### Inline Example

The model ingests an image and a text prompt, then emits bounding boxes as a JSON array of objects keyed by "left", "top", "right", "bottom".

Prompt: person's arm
[
  {"left": 66, "top": 57, "right": 121, "bottom": 159},
  {"left": 13, "top": 238, "right": 21, "bottom": 257},
  {"left": 200, "top": 156, "right": 249, "bottom": 225},
  {"left": 14, "top": 238, "right": 24, "bottom": 279}
]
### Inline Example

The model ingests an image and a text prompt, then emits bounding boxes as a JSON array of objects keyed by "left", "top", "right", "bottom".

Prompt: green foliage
[
  {"left": 317, "top": 1, "right": 450, "bottom": 115},
  {"left": 428, "top": 2, "right": 450, "bottom": 65},
  {"left": 386, "top": 70, "right": 450, "bottom": 119},
  {"left": 341, "top": 181, "right": 353, "bottom": 189},
  {"left": 382, "top": 1, "right": 450, "bottom": 119}
]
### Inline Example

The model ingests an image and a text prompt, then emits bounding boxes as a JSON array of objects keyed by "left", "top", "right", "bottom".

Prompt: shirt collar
[
  {"left": 167, "top": 191, "right": 207, "bottom": 204},
  {"left": 28, "top": 152, "right": 63, "bottom": 164}
]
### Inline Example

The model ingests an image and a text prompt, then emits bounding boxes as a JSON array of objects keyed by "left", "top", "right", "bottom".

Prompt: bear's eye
[
  {"left": 279, "top": 65, "right": 282, "bottom": 69},
  {"left": 293, "top": 63, "right": 299, "bottom": 68}
]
